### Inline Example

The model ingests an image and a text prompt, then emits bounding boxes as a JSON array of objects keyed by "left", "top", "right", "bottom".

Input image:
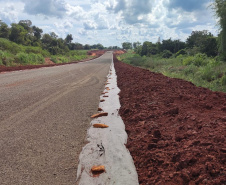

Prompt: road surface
[{"left": 0, "top": 52, "right": 112, "bottom": 185}]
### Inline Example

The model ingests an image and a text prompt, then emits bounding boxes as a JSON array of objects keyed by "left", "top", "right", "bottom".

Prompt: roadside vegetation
[
  {"left": 118, "top": 51, "right": 226, "bottom": 92},
  {"left": 118, "top": 0, "right": 226, "bottom": 93},
  {"left": 0, "top": 20, "right": 120, "bottom": 66},
  {"left": 0, "top": 38, "right": 91, "bottom": 66},
  {"left": 119, "top": 30, "right": 226, "bottom": 93},
  {"left": 50, "top": 50, "right": 88, "bottom": 64}
]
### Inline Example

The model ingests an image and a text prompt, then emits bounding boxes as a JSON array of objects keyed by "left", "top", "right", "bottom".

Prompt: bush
[
  {"left": 193, "top": 53, "right": 208, "bottom": 66},
  {"left": 221, "top": 75, "right": 226, "bottom": 86},
  {"left": 50, "top": 56, "right": 58, "bottom": 63},
  {"left": 0, "top": 38, "right": 23, "bottom": 54},
  {"left": 200, "top": 65, "right": 214, "bottom": 82},
  {"left": 16, "top": 52, "right": 44, "bottom": 65},
  {"left": 0, "top": 38, "right": 50, "bottom": 57},
  {"left": 162, "top": 50, "right": 173, "bottom": 58},
  {"left": 130, "top": 56, "right": 146, "bottom": 66},
  {"left": 186, "top": 46, "right": 201, "bottom": 56},
  {"left": 24, "top": 46, "right": 50, "bottom": 57},
  {"left": 182, "top": 56, "right": 194, "bottom": 65},
  {"left": 184, "top": 64, "right": 197, "bottom": 75},
  {"left": 182, "top": 53, "right": 208, "bottom": 66},
  {"left": 175, "top": 49, "right": 187, "bottom": 57},
  {"left": 50, "top": 56, "right": 69, "bottom": 63},
  {"left": 119, "top": 49, "right": 226, "bottom": 92},
  {"left": 0, "top": 50, "right": 15, "bottom": 66}
]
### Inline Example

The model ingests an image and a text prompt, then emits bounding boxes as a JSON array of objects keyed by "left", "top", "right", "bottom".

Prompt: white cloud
[
  {"left": 83, "top": 21, "right": 97, "bottom": 30},
  {"left": 0, "top": 0, "right": 219, "bottom": 47},
  {"left": 78, "top": 28, "right": 87, "bottom": 36},
  {"left": 0, "top": 2, "right": 23, "bottom": 24},
  {"left": 65, "top": 4, "right": 85, "bottom": 20},
  {"left": 23, "top": 0, "right": 67, "bottom": 18}
]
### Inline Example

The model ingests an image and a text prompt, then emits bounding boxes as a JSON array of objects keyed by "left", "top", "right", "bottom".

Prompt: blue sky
[{"left": 0, "top": 0, "right": 218, "bottom": 47}]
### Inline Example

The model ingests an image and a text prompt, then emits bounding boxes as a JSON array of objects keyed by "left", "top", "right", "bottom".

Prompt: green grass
[
  {"left": 0, "top": 38, "right": 91, "bottom": 66},
  {"left": 0, "top": 50, "right": 15, "bottom": 66},
  {"left": 50, "top": 50, "right": 91, "bottom": 64},
  {"left": 118, "top": 51, "right": 226, "bottom": 93},
  {"left": 15, "top": 52, "right": 44, "bottom": 65},
  {"left": 0, "top": 38, "right": 50, "bottom": 56}
]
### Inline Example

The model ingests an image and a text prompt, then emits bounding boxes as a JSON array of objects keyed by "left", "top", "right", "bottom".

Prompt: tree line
[
  {"left": 122, "top": 30, "right": 218, "bottom": 58},
  {"left": 213, "top": 0, "right": 226, "bottom": 61},
  {"left": 0, "top": 20, "right": 119, "bottom": 55},
  {"left": 122, "top": 0, "right": 226, "bottom": 61}
]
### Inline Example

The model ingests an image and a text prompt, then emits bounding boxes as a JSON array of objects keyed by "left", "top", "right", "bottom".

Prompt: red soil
[
  {"left": 114, "top": 55, "right": 226, "bottom": 185},
  {"left": 87, "top": 50, "right": 106, "bottom": 56},
  {"left": 44, "top": 57, "right": 55, "bottom": 65},
  {"left": 113, "top": 50, "right": 126, "bottom": 55},
  {"left": 87, "top": 50, "right": 126, "bottom": 56}
]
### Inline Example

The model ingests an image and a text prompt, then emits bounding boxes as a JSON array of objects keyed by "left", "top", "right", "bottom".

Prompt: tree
[
  {"left": 32, "top": 26, "right": 43, "bottom": 41},
  {"left": 161, "top": 39, "right": 174, "bottom": 53},
  {"left": 65, "top": 34, "right": 73, "bottom": 45},
  {"left": 96, "top": 43, "right": 104, "bottom": 50},
  {"left": 213, "top": 0, "right": 226, "bottom": 60},
  {"left": 187, "top": 30, "right": 212, "bottom": 48},
  {"left": 173, "top": 40, "right": 186, "bottom": 53},
  {"left": 202, "top": 37, "right": 218, "bottom": 57},
  {"left": 0, "top": 21, "right": 10, "bottom": 38},
  {"left": 41, "top": 32, "right": 62, "bottom": 54},
  {"left": 141, "top": 41, "right": 152, "bottom": 56},
  {"left": 186, "top": 30, "right": 217, "bottom": 57},
  {"left": 84, "top": 44, "right": 91, "bottom": 50},
  {"left": 122, "top": 42, "right": 132, "bottom": 50},
  {"left": 135, "top": 45, "right": 142, "bottom": 55},
  {"left": 162, "top": 50, "right": 173, "bottom": 58},
  {"left": 50, "top": 32, "right": 58, "bottom": 39},
  {"left": 41, "top": 33, "right": 53, "bottom": 47},
  {"left": 18, "top": 20, "right": 32, "bottom": 32},
  {"left": 133, "top": 41, "right": 141, "bottom": 49},
  {"left": 9, "top": 23, "right": 28, "bottom": 44},
  {"left": 72, "top": 43, "right": 84, "bottom": 50},
  {"left": 157, "top": 37, "right": 161, "bottom": 53},
  {"left": 113, "top": 46, "right": 121, "bottom": 49}
]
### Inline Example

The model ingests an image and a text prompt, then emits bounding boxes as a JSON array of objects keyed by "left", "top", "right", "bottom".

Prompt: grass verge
[
  {"left": 0, "top": 38, "right": 91, "bottom": 66},
  {"left": 118, "top": 51, "right": 226, "bottom": 93}
]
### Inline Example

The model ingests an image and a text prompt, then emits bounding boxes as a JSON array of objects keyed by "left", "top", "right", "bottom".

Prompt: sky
[{"left": 0, "top": 0, "right": 219, "bottom": 47}]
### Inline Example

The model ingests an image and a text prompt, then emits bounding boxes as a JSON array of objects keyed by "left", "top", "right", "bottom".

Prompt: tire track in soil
[{"left": 114, "top": 55, "right": 226, "bottom": 185}]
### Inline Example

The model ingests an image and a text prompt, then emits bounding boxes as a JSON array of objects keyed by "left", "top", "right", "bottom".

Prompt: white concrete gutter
[{"left": 76, "top": 55, "right": 139, "bottom": 185}]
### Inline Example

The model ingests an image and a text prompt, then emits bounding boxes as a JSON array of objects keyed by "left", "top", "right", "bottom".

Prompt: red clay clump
[
  {"left": 113, "top": 50, "right": 126, "bottom": 55},
  {"left": 87, "top": 50, "right": 106, "bottom": 56},
  {"left": 114, "top": 55, "right": 226, "bottom": 185}
]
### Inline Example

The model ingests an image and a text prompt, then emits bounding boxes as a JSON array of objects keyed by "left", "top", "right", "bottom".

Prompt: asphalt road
[{"left": 0, "top": 52, "right": 112, "bottom": 185}]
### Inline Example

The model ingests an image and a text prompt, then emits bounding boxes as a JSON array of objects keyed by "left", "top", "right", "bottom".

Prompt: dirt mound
[
  {"left": 87, "top": 50, "right": 106, "bottom": 56},
  {"left": 114, "top": 55, "right": 226, "bottom": 185},
  {"left": 114, "top": 50, "right": 126, "bottom": 55},
  {"left": 87, "top": 50, "right": 126, "bottom": 56},
  {"left": 44, "top": 58, "right": 55, "bottom": 64}
]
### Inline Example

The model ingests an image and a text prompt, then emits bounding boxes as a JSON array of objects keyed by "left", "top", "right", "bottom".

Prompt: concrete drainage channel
[{"left": 76, "top": 59, "right": 139, "bottom": 185}]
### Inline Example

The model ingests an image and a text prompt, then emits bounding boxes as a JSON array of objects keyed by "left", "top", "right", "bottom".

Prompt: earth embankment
[{"left": 114, "top": 55, "right": 226, "bottom": 185}]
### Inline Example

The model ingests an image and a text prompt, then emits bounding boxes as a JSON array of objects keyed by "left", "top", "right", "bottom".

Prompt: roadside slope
[
  {"left": 114, "top": 56, "right": 226, "bottom": 185},
  {"left": 0, "top": 52, "right": 112, "bottom": 185}
]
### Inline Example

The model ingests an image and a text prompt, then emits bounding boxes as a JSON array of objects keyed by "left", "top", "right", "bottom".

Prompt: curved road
[{"left": 0, "top": 52, "right": 112, "bottom": 185}]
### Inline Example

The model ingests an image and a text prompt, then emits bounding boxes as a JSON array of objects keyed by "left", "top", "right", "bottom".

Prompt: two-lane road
[{"left": 0, "top": 52, "right": 112, "bottom": 184}]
